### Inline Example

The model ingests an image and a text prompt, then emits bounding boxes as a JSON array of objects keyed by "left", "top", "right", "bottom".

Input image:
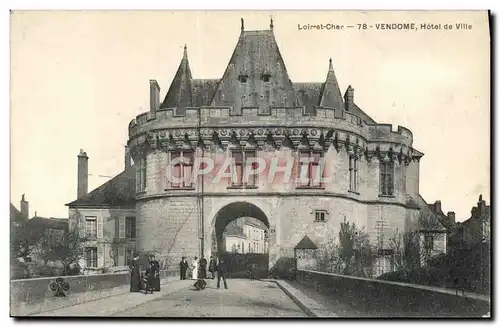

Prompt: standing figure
[
  {"left": 199, "top": 256, "right": 208, "bottom": 279},
  {"left": 144, "top": 256, "right": 156, "bottom": 294},
  {"left": 191, "top": 256, "right": 199, "bottom": 280},
  {"left": 129, "top": 256, "right": 141, "bottom": 292},
  {"left": 208, "top": 256, "right": 217, "bottom": 279},
  {"left": 180, "top": 257, "right": 189, "bottom": 280},
  {"left": 153, "top": 258, "right": 161, "bottom": 291},
  {"left": 216, "top": 258, "right": 228, "bottom": 289}
]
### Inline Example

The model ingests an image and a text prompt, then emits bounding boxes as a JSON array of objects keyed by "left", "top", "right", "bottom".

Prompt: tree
[
  {"left": 339, "top": 218, "right": 357, "bottom": 274},
  {"left": 10, "top": 221, "right": 44, "bottom": 262},
  {"left": 41, "top": 226, "right": 88, "bottom": 275},
  {"left": 389, "top": 228, "right": 419, "bottom": 271},
  {"left": 315, "top": 219, "right": 375, "bottom": 277},
  {"left": 315, "top": 237, "right": 343, "bottom": 274}
]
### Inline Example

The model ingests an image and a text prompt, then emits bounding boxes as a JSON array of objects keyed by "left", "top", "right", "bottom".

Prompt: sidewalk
[
  {"left": 271, "top": 279, "right": 337, "bottom": 317},
  {"left": 34, "top": 277, "right": 193, "bottom": 317}
]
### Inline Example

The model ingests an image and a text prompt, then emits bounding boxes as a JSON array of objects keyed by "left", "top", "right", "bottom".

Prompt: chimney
[
  {"left": 124, "top": 145, "right": 131, "bottom": 169},
  {"left": 20, "top": 194, "right": 29, "bottom": 221},
  {"left": 150, "top": 79, "right": 160, "bottom": 118},
  {"left": 447, "top": 211, "right": 456, "bottom": 224},
  {"left": 434, "top": 200, "right": 442, "bottom": 214},
  {"left": 77, "top": 149, "right": 89, "bottom": 199},
  {"left": 478, "top": 194, "right": 486, "bottom": 215},
  {"left": 344, "top": 85, "right": 354, "bottom": 111}
]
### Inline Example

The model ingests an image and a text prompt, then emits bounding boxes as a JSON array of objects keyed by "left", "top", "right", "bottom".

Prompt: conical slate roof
[
  {"left": 160, "top": 45, "right": 193, "bottom": 113},
  {"left": 157, "top": 20, "right": 376, "bottom": 124},
  {"left": 318, "top": 58, "right": 344, "bottom": 109},
  {"left": 295, "top": 235, "right": 318, "bottom": 249},
  {"left": 209, "top": 28, "right": 297, "bottom": 110}
]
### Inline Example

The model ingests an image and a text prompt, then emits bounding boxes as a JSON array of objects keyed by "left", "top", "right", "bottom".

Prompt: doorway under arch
[{"left": 211, "top": 201, "right": 270, "bottom": 278}]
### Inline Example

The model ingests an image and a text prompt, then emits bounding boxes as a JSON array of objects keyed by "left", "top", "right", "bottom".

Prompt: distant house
[
  {"left": 223, "top": 217, "right": 268, "bottom": 254},
  {"left": 413, "top": 196, "right": 450, "bottom": 266},
  {"left": 455, "top": 195, "right": 490, "bottom": 247},
  {"left": 10, "top": 194, "right": 29, "bottom": 227},
  {"left": 66, "top": 149, "right": 137, "bottom": 274}
]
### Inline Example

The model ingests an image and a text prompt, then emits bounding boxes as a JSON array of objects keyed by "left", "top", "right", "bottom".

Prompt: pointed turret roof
[
  {"left": 210, "top": 27, "right": 297, "bottom": 109},
  {"left": 160, "top": 45, "right": 193, "bottom": 111},
  {"left": 295, "top": 235, "right": 318, "bottom": 249},
  {"left": 318, "top": 58, "right": 344, "bottom": 109}
]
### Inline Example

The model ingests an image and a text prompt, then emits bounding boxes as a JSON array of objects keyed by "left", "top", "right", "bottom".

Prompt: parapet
[{"left": 128, "top": 105, "right": 413, "bottom": 147}]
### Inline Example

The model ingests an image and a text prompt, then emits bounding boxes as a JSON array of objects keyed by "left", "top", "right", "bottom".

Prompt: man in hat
[
  {"left": 216, "top": 258, "right": 228, "bottom": 290},
  {"left": 179, "top": 257, "right": 189, "bottom": 280}
]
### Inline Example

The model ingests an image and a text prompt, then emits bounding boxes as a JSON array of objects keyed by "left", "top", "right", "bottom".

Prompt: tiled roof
[
  {"left": 192, "top": 79, "right": 218, "bottom": 107},
  {"left": 293, "top": 82, "right": 322, "bottom": 113},
  {"left": 295, "top": 235, "right": 318, "bottom": 249},
  {"left": 66, "top": 166, "right": 136, "bottom": 207},
  {"left": 352, "top": 103, "right": 377, "bottom": 124},
  {"left": 27, "top": 216, "right": 68, "bottom": 230},
  {"left": 224, "top": 221, "right": 245, "bottom": 237},
  {"left": 416, "top": 195, "right": 448, "bottom": 232},
  {"left": 10, "top": 203, "right": 23, "bottom": 224}
]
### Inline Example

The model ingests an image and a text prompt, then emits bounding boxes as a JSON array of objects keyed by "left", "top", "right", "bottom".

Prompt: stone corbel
[{"left": 146, "top": 132, "right": 158, "bottom": 150}]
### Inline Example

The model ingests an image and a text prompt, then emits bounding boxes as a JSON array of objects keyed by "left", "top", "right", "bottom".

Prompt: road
[{"left": 113, "top": 278, "right": 307, "bottom": 317}]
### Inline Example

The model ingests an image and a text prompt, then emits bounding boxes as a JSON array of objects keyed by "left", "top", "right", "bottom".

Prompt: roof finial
[
  {"left": 183, "top": 44, "right": 188, "bottom": 60},
  {"left": 21, "top": 193, "right": 25, "bottom": 202},
  {"left": 479, "top": 194, "right": 483, "bottom": 201},
  {"left": 241, "top": 18, "right": 244, "bottom": 32},
  {"left": 328, "top": 57, "right": 333, "bottom": 70},
  {"left": 270, "top": 15, "right": 274, "bottom": 31}
]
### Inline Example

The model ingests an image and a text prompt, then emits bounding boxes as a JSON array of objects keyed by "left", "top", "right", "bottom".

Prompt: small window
[
  {"left": 261, "top": 73, "right": 271, "bottom": 82},
  {"left": 314, "top": 210, "right": 327, "bottom": 222},
  {"left": 85, "top": 247, "right": 98, "bottom": 267},
  {"left": 238, "top": 74, "right": 248, "bottom": 83},
  {"left": 85, "top": 216, "right": 97, "bottom": 238}
]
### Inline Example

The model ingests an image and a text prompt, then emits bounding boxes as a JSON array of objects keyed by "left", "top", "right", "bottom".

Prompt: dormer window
[
  {"left": 261, "top": 73, "right": 271, "bottom": 82},
  {"left": 238, "top": 74, "right": 249, "bottom": 83}
]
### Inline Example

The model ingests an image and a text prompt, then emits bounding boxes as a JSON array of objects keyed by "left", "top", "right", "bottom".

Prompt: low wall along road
[
  {"left": 10, "top": 269, "right": 180, "bottom": 316},
  {"left": 296, "top": 269, "right": 490, "bottom": 317}
]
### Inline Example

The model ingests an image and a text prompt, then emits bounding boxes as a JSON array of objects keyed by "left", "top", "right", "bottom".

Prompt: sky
[{"left": 10, "top": 10, "right": 490, "bottom": 221}]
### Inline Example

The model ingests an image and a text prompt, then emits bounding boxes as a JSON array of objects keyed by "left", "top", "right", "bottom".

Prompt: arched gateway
[
  {"left": 121, "top": 20, "right": 427, "bottom": 279},
  {"left": 210, "top": 202, "right": 270, "bottom": 277}
]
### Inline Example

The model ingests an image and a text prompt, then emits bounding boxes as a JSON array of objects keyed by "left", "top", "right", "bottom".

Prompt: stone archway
[{"left": 211, "top": 201, "right": 270, "bottom": 278}]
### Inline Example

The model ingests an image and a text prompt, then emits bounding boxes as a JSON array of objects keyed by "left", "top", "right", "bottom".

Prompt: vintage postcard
[{"left": 9, "top": 10, "right": 491, "bottom": 318}]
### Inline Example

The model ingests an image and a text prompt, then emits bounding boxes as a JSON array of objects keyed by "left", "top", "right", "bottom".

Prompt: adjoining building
[
  {"left": 454, "top": 195, "right": 491, "bottom": 247},
  {"left": 67, "top": 19, "right": 447, "bottom": 276},
  {"left": 222, "top": 217, "right": 268, "bottom": 254}
]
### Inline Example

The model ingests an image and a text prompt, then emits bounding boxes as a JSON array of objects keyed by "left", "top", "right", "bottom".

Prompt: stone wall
[
  {"left": 296, "top": 269, "right": 490, "bottom": 317},
  {"left": 10, "top": 269, "right": 179, "bottom": 316}
]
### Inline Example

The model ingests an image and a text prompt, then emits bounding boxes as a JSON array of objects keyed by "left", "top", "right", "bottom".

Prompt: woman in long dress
[
  {"left": 191, "top": 256, "right": 199, "bottom": 280},
  {"left": 129, "top": 256, "right": 141, "bottom": 292}
]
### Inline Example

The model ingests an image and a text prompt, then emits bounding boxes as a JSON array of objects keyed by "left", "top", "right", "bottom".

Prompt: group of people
[
  {"left": 179, "top": 255, "right": 228, "bottom": 289},
  {"left": 129, "top": 255, "right": 161, "bottom": 294}
]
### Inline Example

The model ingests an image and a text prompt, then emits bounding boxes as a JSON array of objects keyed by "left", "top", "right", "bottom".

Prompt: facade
[
  {"left": 223, "top": 218, "right": 268, "bottom": 254},
  {"left": 454, "top": 195, "right": 490, "bottom": 247},
  {"left": 67, "top": 150, "right": 138, "bottom": 274},
  {"left": 68, "top": 19, "right": 446, "bottom": 276}
]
